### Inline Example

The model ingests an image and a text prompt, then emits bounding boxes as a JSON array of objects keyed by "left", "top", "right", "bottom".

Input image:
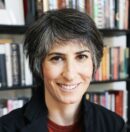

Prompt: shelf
[
  {"left": 0, "top": 85, "right": 34, "bottom": 91},
  {"left": 0, "top": 25, "right": 28, "bottom": 34},
  {"left": 99, "top": 29, "right": 130, "bottom": 36},
  {"left": 0, "top": 25, "right": 129, "bottom": 35},
  {"left": 91, "top": 78, "right": 130, "bottom": 84}
]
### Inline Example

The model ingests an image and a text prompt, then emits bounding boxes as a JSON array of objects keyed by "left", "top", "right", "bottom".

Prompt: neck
[{"left": 45, "top": 91, "right": 81, "bottom": 126}]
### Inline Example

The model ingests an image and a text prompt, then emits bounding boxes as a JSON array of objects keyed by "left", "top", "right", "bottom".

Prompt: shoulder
[
  {"left": 91, "top": 101, "right": 123, "bottom": 120},
  {"left": 0, "top": 105, "right": 26, "bottom": 132},
  {"left": 84, "top": 100, "right": 126, "bottom": 132}
]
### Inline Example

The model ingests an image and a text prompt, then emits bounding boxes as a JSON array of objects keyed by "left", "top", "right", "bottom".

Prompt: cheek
[
  {"left": 43, "top": 64, "right": 62, "bottom": 80},
  {"left": 80, "top": 61, "right": 93, "bottom": 78}
]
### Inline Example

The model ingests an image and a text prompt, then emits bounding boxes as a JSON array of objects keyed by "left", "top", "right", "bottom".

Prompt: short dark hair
[{"left": 24, "top": 8, "right": 104, "bottom": 84}]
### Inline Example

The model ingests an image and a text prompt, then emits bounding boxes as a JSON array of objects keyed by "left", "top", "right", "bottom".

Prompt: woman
[{"left": 0, "top": 8, "right": 126, "bottom": 132}]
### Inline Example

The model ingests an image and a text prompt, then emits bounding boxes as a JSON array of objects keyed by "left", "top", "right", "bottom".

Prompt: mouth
[{"left": 57, "top": 83, "right": 81, "bottom": 92}]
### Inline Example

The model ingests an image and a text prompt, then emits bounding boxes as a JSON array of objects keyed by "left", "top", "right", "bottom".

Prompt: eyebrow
[
  {"left": 76, "top": 50, "right": 90, "bottom": 54},
  {"left": 47, "top": 50, "right": 90, "bottom": 56}
]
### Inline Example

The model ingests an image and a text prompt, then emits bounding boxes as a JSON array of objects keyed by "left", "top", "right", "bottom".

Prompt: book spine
[
  {"left": 115, "top": 91, "right": 124, "bottom": 117},
  {"left": 11, "top": 43, "right": 21, "bottom": 86},
  {"left": 19, "top": 44, "right": 25, "bottom": 86},
  {"left": 25, "top": 0, "right": 36, "bottom": 25},
  {"left": 76, "top": 0, "right": 85, "bottom": 12},
  {"left": 43, "top": 0, "right": 49, "bottom": 12},
  {"left": 57, "top": 0, "right": 66, "bottom": 9},
  {"left": 93, "top": 0, "right": 105, "bottom": 28},
  {"left": 124, "top": 0, "right": 129, "bottom": 29},
  {"left": 4, "top": 43, "right": 13, "bottom": 87},
  {"left": 109, "top": 0, "right": 115, "bottom": 28},
  {"left": 104, "top": 0, "right": 110, "bottom": 28},
  {"left": 85, "top": 0, "right": 92, "bottom": 16},
  {"left": 49, "top": 0, "right": 58, "bottom": 10},
  {"left": 36, "top": 0, "right": 43, "bottom": 18},
  {"left": 24, "top": 57, "right": 33, "bottom": 86},
  {"left": 0, "top": 44, "right": 7, "bottom": 87},
  {"left": 115, "top": 0, "right": 119, "bottom": 28},
  {"left": 119, "top": 0, "right": 126, "bottom": 29}
]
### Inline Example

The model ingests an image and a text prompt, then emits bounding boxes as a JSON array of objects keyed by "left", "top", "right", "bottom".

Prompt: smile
[{"left": 57, "top": 83, "right": 80, "bottom": 92}]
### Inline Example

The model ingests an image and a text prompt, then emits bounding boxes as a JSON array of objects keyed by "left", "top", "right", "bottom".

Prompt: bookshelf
[
  {"left": 0, "top": 86, "right": 33, "bottom": 91},
  {"left": 0, "top": 26, "right": 129, "bottom": 35},
  {"left": 0, "top": 0, "right": 129, "bottom": 131},
  {"left": 92, "top": 79, "right": 130, "bottom": 84},
  {"left": 0, "top": 25, "right": 28, "bottom": 34}
]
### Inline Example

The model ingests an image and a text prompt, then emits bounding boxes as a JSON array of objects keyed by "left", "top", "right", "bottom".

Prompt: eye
[
  {"left": 76, "top": 54, "right": 88, "bottom": 60},
  {"left": 50, "top": 56, "right": 64, "bottom": 63}
]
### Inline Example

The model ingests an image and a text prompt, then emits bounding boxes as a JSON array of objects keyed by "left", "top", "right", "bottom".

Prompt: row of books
[
  {"left": 93, "top": 47, "right": 129, "bottom": 81},
  {"left": 1, "top": 0, "right": 128, "bottom": 29},
  {"left": 0, "top": 97, "right": 29, "bottom": 117},
  {"left": 0, "top": 43, "right": 128, "bottom": 87},
  {"left": 37, "top": 0, "right": 129, "bottom": 29},
  {"left": 86, "top": 90, "right": 126, "bottom": 120},
  {"left": 0, "top": 90, "right": 126, "bottom": 119},
  {"left": 88, "top": 0, "right": 129, "bottom": 29},
  {"left": 0, "top": 42, "right": 33, "bottom": 88}
]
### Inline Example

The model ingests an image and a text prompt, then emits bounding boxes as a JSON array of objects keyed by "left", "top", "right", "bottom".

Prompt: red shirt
[{"left": 48, "top": 119, "right": 82, "bottom": 132}]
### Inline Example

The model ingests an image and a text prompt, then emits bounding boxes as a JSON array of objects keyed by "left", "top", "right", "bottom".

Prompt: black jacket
[{"left": 0, "top": 89, "right": 126, "bottom": 132}]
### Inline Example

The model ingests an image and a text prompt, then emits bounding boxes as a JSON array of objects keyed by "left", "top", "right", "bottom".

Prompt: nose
[{"left": 62, "top": 61, "right": 76, "bottom": 81}]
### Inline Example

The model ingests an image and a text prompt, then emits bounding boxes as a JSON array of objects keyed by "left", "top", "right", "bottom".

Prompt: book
[
  {"left": 49, "top": 0, "right": 58, "bottom": 10},
  {"left": 4, "top": 43, "right": 13, "bottom": 87},
  {"left": 85, "top": 0, "right": 93, "bottom": 17},
  {"left": 24, "top": 0, "right": 36, "bottom": 25},
  {"left": 93, "top": 0, "right": 105, "bottom": 29},
  {"left": 11, "top": 43, "right": 21, "bottom": 86},
  {"left": 0, "top": 44, "right": 7, "bottom": 87},
  {"left": 109, "top": 0, "right": 115, "bottom": 28},
  {"left": 36, "top": 0, "right": 43, "bottom": 18},
  {"left": 119, "top": 0, "right": 126, "bottom": 29},
  {"left": 124, "top": 0, "right": 129, "bottom": 29},
  {"left": 19, "top": 44, "right": 25, "bottom": 86},
  {"left": 43, "top": 0, "right": 49, "bottom": 12},
  {"left": 24, "top": 56, "right": 33, "bottom": 86},
  {"left": 76, "top": 0, "right": 85, "bottom": 12},
  {"left": 115, "top": 90, "right": 124, "bottom": 117},
  {"left": 115, "top": 0, "right": 119, "bottom": 28},
  {"left": 57, "top": 0, "right": 66, "bottom": 9}
]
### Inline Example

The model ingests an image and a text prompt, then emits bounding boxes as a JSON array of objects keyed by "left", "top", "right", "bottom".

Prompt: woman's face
[{"left": 42, "top": 41, "right": 93, "bottom": 105}]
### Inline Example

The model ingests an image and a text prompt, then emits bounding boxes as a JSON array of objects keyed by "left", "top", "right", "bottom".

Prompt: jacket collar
[{"left": 22, "top": 88, "right": 94, "bottom": 132}]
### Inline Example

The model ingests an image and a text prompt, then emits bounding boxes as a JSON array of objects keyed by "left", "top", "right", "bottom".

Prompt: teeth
[
  {"left": 61, "top": 84, "right": 77, "bottom": 90},
  {"left": 57, "top": 83, "right": 80, "bottom": 91}
]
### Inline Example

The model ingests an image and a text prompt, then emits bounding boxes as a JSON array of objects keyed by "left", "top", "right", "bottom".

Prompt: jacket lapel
[
  {"left": 21, "top": 87, "right": 48, "bottom": 132},
  {"left": 82, "top": 95, "right": 94, "bottom": 132},
  {"left": 21, "top": 117, "right": 47, "bottom": 132}
]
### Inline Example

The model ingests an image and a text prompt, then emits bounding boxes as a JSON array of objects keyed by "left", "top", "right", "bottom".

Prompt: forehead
[{"left": 48, "top": 40, "right": 90, "bottom": 53}]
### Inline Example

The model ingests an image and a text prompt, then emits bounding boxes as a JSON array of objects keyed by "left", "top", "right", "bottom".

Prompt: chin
[{"left": 60, "top": 96, "right": 82, "bottom": 105}]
